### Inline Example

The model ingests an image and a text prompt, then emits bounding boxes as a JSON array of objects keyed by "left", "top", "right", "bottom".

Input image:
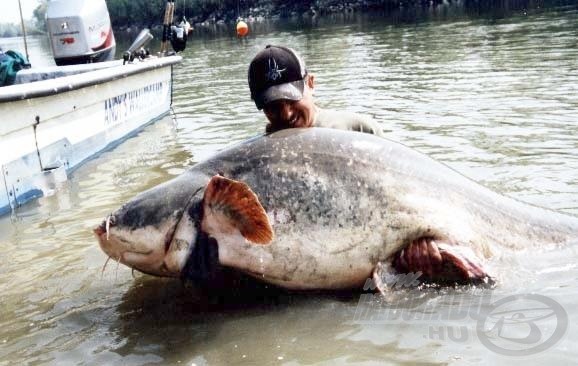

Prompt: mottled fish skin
[{"left": 96, "top": 128, "right": 578, "bottom": 289}]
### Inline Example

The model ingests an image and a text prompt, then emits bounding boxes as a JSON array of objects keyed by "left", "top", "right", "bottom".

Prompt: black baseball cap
[{"left": 248, "top": 45, "right": 307, "bottom": 110}]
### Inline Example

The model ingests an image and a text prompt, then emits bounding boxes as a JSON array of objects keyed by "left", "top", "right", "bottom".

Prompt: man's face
[{"left": 263, "top": 76, "right": 316, "bottom": 132}]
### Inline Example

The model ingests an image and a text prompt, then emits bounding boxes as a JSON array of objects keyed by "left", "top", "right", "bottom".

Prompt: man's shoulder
[{"left": 314, "top": 108, "right": 383, "bottom": 136}]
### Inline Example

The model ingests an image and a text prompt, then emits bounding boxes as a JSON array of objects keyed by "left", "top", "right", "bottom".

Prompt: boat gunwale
[{"left": 0, "top": 55, "right": 182, "bottom": 103}]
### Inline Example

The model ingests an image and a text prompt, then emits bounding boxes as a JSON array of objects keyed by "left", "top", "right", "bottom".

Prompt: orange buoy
[{"left": 236, "top": 21, "right": 249, "bottom": 37}]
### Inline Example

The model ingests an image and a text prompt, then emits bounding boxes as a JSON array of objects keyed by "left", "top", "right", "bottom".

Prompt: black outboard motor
[
  {"left": 46, "top": 0, "right": 116, "bottom": 66},
  {"left": 170, "top": 17, "right": 190, "bottom": 53}
]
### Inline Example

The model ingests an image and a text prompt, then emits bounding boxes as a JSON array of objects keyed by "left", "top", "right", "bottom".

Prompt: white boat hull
[{"left": 0, "top": 55, "right": 181, "bottom": 215}]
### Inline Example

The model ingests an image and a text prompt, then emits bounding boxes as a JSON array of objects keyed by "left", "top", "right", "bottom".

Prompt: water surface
[{"left": 1, "top": 3, "right": 578, "bottom": 365}]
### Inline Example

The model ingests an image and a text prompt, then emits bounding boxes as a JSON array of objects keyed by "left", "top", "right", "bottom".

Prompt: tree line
[
  {"left": 103, "top": 0, "right": 441, "bottom": 27},
  {"left": 2, "top": 0, "right": 567, "bottom": 37},
  {"left": 3, "top": 0, "right": 259, "bottom": 37},
  {"left": 0, "top": 1, "right": 46, "bottom": 37},
  {"left": 4, "top": 0, "right": 407, "bottom": 36}
]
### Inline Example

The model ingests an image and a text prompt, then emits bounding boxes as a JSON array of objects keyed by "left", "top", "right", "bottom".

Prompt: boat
[{"left": 0, "top": 0, "right": 185, "bottom": 216}]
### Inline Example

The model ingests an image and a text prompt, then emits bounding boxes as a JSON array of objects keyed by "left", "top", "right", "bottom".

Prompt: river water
[{"left": 1, "top": 2, "right": 578, "bottom": 365}]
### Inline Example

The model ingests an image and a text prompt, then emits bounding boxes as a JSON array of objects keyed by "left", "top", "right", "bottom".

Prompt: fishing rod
[
  {"left": 160, "top": 0, "right": 175, "bottom": 55},
  {"left": 17, "top": 0, "right": 30, "bottom": 63}
]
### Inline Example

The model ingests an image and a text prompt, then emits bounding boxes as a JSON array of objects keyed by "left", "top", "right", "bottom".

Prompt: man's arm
[{"left": 314, "top": 109, "right": 384, "bottom": 137}]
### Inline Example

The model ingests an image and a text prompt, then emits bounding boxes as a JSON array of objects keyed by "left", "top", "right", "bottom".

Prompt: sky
[{"left": 2, "top": 0, "right": 38, "bottom": 24}]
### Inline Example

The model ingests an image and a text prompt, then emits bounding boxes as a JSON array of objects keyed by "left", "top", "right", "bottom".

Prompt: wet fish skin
[{"left": 95, "top": 128, "right": 578, "bottom": 289}]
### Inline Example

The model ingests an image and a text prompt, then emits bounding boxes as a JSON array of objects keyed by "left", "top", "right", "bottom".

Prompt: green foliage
[
  {"left": 106, "top": 0, "right": 166, "bottom": 27},
  {"left": 104, "top": 0, "right": 263, "bottom": 26},
  {"left": 0, "top": 0, "right": 46, "bottom": 38},
  {"left": 32, "top": 0, "right": 48, "bottom": 31},
  {"left": 102, "top": 0, "right": 400, "bottom": 26}
]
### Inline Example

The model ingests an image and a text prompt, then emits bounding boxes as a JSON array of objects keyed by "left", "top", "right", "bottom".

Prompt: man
[{"left": 248, "top": 45, "right": 383, "bottom": 136}]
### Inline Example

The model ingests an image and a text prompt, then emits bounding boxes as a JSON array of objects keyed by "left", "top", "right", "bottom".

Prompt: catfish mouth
[
  {"left": 94, "top": 185, "right": 208, "bottom": 277},
  {"left": 94, "top": 217, "right": 181, "bottom": 277},
  {"left": 94, "top": 204, "right": 183, "bottom": 249},
  {"left": 387, "top": 237, "right": 494, "bottom": 287},
  {"left": 94, "top": 209, "right": 185, "bottom": 275}
]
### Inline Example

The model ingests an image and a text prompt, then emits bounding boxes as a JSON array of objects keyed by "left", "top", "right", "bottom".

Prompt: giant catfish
[{"left": 94, "top": 128, "right": 578, "bottom": 292}]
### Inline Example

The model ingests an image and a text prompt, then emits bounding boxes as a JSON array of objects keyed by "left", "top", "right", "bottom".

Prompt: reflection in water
[
  {"left": 0, "top": 35, "right": 54, "bottom": 67},
  {"left": 111, "top": 278, "right": 443, "bottom": 365},
  {"left": 1, "top": 3, "right": 578, "bottom": 364}
]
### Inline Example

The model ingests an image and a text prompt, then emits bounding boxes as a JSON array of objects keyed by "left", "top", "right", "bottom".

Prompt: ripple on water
[{"left": 2, "top": 5, "right": 578, "bottom": 365}]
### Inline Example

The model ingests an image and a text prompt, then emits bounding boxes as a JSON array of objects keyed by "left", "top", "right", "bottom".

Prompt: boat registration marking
[{"left": 104, "top": 81, "right": 167, "bottom": 126}]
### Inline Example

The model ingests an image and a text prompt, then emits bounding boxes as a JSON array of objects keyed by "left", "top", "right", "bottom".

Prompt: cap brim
[{"left": 254, "top": 80, "right": 305, "bottom": 110}]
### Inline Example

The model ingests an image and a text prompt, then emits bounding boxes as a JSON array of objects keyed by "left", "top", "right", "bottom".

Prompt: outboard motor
[
  {"left": 170, "top": 17, "right": 190, "bottom": 53},
  {"left": 46, "top": 0, "right": 116, "bottom": 66}
]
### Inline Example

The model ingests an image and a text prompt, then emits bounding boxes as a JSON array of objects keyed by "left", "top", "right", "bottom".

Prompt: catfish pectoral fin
[
  {"left": 436, "top": 243, "right": 495, "bottom": 286},
  {"left": 391, "top": 238, "right": 495, "bottom": 287},
  {"left": 201, "top": 175, "right": 274, "bottom": 245}
]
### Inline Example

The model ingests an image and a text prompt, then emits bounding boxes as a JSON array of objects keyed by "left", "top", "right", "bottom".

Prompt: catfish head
[{"left": 94, "top": 173, "right": 273, "bottom": 279}]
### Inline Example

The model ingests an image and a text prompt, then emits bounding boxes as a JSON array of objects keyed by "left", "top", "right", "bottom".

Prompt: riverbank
[
  {"left": 172, "top": 0, "right": 573, "bottom": 28},
  {"left": 192, "top": 0, "right": 416, "bottom": 25}
]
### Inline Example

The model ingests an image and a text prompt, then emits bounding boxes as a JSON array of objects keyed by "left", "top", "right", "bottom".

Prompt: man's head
[{"left": 248, "top": 45, "right": 317, "bottom": 131}]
